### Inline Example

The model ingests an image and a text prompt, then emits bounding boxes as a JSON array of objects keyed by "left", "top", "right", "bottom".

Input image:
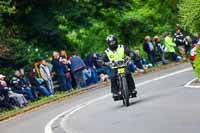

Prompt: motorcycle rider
[{"left": 101, "top": 35, "right": 137, "bottom": 99}]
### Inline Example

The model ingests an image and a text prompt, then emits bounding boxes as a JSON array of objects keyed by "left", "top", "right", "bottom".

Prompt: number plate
[{"left": 117, "top": 68, "right": 125, "bottom": 74}]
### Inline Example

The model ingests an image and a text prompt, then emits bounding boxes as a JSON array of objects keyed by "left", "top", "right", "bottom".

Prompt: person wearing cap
[{"left": 0, "top": 75, "right": 28, "bottom": 108}]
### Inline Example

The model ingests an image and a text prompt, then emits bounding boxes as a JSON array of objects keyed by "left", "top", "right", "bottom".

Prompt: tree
[{"left": 178, "top": 0, "right": 200, "bottom": 33}]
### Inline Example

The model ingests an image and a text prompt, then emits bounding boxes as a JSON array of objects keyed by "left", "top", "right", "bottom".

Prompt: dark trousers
[
  {"left": 110, "top": 69, "right": 136, "bottom": 94},
  {"left": 148, "top": 52, "right": 156, "bottom": 65},
  {"left": 57, "top": 74, "right": 71, "bottom": 91}
]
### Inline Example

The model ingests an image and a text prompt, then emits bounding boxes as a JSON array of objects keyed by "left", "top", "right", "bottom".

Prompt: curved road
[{"left": 1, "top": 63, "right": 198, "bottom": 133}]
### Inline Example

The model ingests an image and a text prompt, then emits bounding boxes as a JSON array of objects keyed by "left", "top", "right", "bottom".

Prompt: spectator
[
  {"left": 52, "top": 51, "right": 69, "bottom": 91},
  {"left": 85, "top": 53, "right": 99, "bottom": 84},
  {"left": 70, "top": 52, "right": 86, "bottom": 89},
  {"left": 0, "top": 74, "right": 15, "bottom": 108},
  {"left": 143, "top": 36, "right": 156, "bottom": 66},
  {"left": 82, "top": 67, "right": 93, "bottom": 85},
  {"left": 92, "top": 54, "right": 112, "bottom": 78},
  {"left": 173, "top": 27, "right": 186, "bottom": 59},
  {"left": 29, "top": 68, "right": 52, "bottom": 97},
  {"left": 0, "top": 75, "right": 28, "bottom": 108},
  {"left": 132, "top": 50, "right": 147, "bottom": 71},
  {"left": 184, "top": 36, "right": 191, "bottom": 55},
  {"left": 190, "top": 43, "right": 199, "bottom": 68},
  {"left": 19, "top": 68, "right": 38, "bottom": 99},
  {"left": 59, "top": 50, "right": 72, "bottom": 90},
  {"left": 164, "top": 32, "right": 181, "bottom": 62},
  {"left": 192, "top": 33, "right": 199, "bottom": 47},
  {"left": 153, "top": 36, "right": 167, "bottom": 64},
  {"left": 39, "top": 60, "right": 54, "bottom": 94},
  {"left": 11, "top": 70, "right": 35, "bottom": 100},
  {"left": 127, "top": 59, "right": 137, "bottom": 73}
]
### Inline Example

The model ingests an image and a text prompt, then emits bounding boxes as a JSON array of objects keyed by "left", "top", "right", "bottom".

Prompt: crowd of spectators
[{"left": 0, "top": 27, "right": 199, "bottom": 109}]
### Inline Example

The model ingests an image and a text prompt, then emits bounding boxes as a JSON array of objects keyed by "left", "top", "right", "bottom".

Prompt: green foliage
[
  {"left": 179, "top": 0, "right": 200, "bottom": 33},
  {"left": 194, "top": 46, "right": 200, "bottom": 79},
  {"left": 0, "top": 0, "right": 180, "bottom": 73}
]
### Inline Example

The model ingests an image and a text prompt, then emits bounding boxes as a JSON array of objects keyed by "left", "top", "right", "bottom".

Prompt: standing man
[
  {"left": 143, "top": 36, "right": 156, "bottom": 66},
  {"left": 173, "top": 27, "right": 186, "bottom": 59},
  {"left": 52, "top": 51, "right": 68, "bottom": 91},
  {"left": 39, "top": 59, "right": 54, "bottom": 94}
]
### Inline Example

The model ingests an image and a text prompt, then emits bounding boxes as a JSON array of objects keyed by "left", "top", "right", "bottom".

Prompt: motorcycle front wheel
[{"left": 121, "top": 76, "right": 129, "bottom": 106}]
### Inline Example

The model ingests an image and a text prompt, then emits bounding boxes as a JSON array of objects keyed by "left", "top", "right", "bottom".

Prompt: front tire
[{"left": 122, "top": 76, "right": 129, "bottom": 106}]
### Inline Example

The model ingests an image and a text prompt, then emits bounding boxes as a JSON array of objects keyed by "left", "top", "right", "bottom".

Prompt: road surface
[{"left": 1, "top": 63, "right": 199, "bottom": 133}]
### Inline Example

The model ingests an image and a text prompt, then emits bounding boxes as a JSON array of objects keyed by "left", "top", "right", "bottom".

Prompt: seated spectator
[
  {"left": 19, "top": 68, "right": 38, "bottom": 99},
  {"left": 29, "top": 68, "right": 52, "bottom": 97},
  {"left": 11, "top": 70, "right": 35, "bottom": 101},
  {"left": 0, "top": 74, "right": 14, "bottom": 108},
  {"left": 39, "top": 60, "right": 54, "bottom": 94},
  {"left": 153, "top": 36, "right": 167, "bottom": 64},
  {"left": 92, "top": 53, "right": 112, "bottom": 78},
  {"left": 83, "top": 67, "right": 93, "bottom": 85},
  {"left": 0, "top": 75, "right": 27, "bottom": 108},
  {"left": 69, "top": 52, "right": 86, "bottom": 89},
  {"left": 126, "top": 57, "right": 138, "bottom": 73},
  {"left": 132, "top": 50, "right": 147, "bottom": 71},
  {"left": 143, "top": 36, "right": 156, "bottom": 66},
  {"left": 85, "top": 53, "right": 99, "bottom": 83},
  {"left": 164, "top": 32, "right": 181, "bottom": 62}
]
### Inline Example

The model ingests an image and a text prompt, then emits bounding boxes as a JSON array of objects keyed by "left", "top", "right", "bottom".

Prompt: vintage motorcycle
[{"left": 105, "top": 59, "right": 137, "bottom": 106}]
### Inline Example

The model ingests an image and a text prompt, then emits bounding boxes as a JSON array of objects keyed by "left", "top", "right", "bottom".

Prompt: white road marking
[
  {"left": 45, "top": 67, "right": 192, "bottom": 133},
  {"left": 184, "top": 78, "right": 200, "bottom": 88}
]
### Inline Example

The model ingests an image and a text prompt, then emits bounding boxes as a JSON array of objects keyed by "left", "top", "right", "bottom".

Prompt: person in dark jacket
[
  {"left": 153, "top": 36, "right": 167, "bottom": 64},
  {"left": 173, "top": 27, "right": 186, "bottom": 59},
  {"left": 184, "top": 36, "right": 191, "bottom": 55},
  {"left": 28, "top": 68, "right": 52, "bottom": 97},
  {"left": 52, "top": 51, "right": 69, "bottom": 91},
  {"left": 59, "top": 50, "right": 72, "bottom": 90},
  {"left": 143, "top": 36, "right": 156, "bottom": 66},
  {"left": 0, "top": 75, "right": 27, "bottom": 108},
  {"left": 192, "top": 33, "right": 199, "bottom": 47},
  {"left": 85, "top": 53, "right": 99, "bottom": 84},
  {"left": 11, "top": 70, "right": 35, "bottom": 101},
  {"left": 69, "top": 52, "right": 86, "bottom": 89},
  {"left": 19, "top": 68, "right": 38, "bottom": 99}
]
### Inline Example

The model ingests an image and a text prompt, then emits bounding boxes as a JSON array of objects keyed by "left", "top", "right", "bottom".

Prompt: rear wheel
[{"left": 122, "top": 76, "right": 129, "bottom": 106}]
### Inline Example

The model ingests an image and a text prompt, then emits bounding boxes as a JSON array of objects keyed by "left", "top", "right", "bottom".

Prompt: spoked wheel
[{"left": 121, "top": 77, "right": 129, "bottom": 106}]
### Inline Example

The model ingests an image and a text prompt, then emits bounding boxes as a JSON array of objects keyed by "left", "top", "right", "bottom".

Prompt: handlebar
[{"left": 104, "top": 59, "right": 129, "bottom": 68}]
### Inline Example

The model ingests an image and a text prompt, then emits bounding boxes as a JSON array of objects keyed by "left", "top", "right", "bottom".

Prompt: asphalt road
[{"left": 1, "top": 63, "right": 198, "bottom": 133}]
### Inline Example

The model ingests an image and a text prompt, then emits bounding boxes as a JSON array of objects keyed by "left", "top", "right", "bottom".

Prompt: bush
[{"left": 194, "top": 46, "right": 200, "bottom": 79}]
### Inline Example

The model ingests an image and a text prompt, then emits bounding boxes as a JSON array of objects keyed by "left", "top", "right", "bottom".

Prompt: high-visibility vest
[{"left": 105, "top": 45, "right": 125, "bottom": 62}]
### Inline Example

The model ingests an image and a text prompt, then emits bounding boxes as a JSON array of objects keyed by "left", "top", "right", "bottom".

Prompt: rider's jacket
[{"left": 105, "top": 45, "right": 125, "bottom": 62}]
